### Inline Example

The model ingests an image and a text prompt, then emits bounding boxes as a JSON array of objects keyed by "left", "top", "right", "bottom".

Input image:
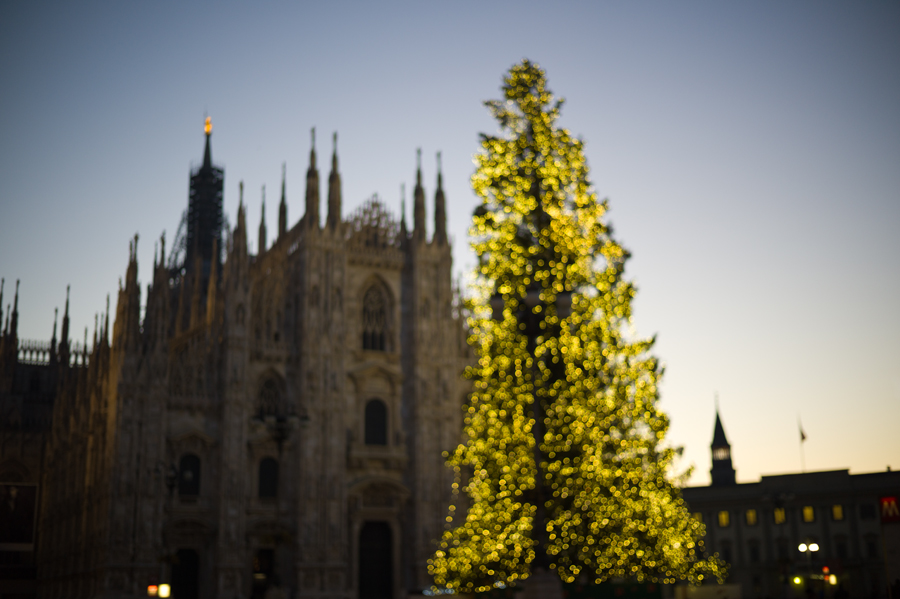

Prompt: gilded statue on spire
[{"left": 204, "top": 116, "right": 212, "bottom": 135}]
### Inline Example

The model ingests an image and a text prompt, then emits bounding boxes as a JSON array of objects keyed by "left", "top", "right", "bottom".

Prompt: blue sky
[{"left": 1, "top": 1, "right": 898, "bottom": 485}]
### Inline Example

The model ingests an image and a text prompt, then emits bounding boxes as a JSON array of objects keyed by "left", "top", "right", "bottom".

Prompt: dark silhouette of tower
[
  {"left": 710, "top": 410, "right": 736, "bottom": 486},
  {"left": 186, "top": 117, "right": 224, "bottom": 279}
]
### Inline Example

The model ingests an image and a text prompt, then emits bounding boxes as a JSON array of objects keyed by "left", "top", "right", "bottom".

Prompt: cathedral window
[
  {"left": 258, "top": 378, "right": 284, "bottom": 418},
  {"left": 717, "top": 510, "right": 730, "bottom": 528},
  {"left": 178, "top": 454, "right": 201, "bottom": 497},
  {"left": 364, "top": 399, "right": 387, "bottom": 445},
  {"left": 362, "top": 286, "right": 387, "bottom": 351},
  {"left": 259, "top": 457, "right": 278, "bottom": 499}
]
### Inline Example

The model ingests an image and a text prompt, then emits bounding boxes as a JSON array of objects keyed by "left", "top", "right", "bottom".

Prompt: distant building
[
  {"left": 682, "top": 412, "right": 900, "bottom": 599},
  {"left": 0, "top": 122, "right": 471, "bottom": 599}
]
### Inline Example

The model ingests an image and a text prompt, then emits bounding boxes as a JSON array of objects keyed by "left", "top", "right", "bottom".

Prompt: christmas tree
[{"left": 429, "top": 60, "right": 725, "bottom": 593}]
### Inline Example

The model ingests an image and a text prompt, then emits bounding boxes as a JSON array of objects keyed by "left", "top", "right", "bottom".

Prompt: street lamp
[
  {"left": 491, "top": 285, "right": 572, "bottom": 599},
  {"left": 798, "top": 541, "right": 819, "bottom": 594}
]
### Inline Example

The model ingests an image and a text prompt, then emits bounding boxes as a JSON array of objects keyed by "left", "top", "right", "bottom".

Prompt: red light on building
[{"left": 881, "top": 496, "right": 900, "bottom": 523}]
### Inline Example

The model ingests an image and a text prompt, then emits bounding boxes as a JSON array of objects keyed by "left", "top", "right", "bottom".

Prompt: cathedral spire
[
  {"left": 259, "top": 185, "right": 267, "bottom": 254},
  {"left": 60, "top": 285, "right": 70, "bottom": 365},
  {"left": 10, "top": 280, "right": 19, "bottom": 339},
  {"left": 202, "top": 116, "right": 213, "bottom": 169},
  {"left": 305, "top": 128, "right": 320, "bottom": 228},
  {"left": 0, "top": 279, "right": 4, "bottom": 337},
  {"left": 433, "top": 151, "right": 447, "bottom": 245},
  {"left": 710, "top": 401, "right": 736, "bottom": 487},
  {"left": 104, "top": 294, "right": 110, "bottom": 346},
  {"left": 413, "top": 148, "right": 426, "bottom": 241},
  {"left": 327, "top": 132, "right": 342, "bottom": 231},
  {"left": 400, "top": 183, "right": 408, "bottom": 237},
  {"left": 49, "top": 306, "right": 58, "bottom": 366},
  {"left": 278, "top": 163, "right": 287, "bottom": 238}
]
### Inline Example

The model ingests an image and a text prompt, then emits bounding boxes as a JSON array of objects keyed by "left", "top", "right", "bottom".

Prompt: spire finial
[
  {"left": 401, "top": 183, "right": 406, "bottom": 222},
  {"left": 331, "top": 131, "right": 338, "bottom": 171},
  {"left": 416, "top": 148, "right": 422, "bottom": 184},
  {"left": 52, "top": 307, "right": 58, "bottom": 342},
  {"left": 239, "top": 181, "right": 244, "bottom": 206},
  {"left": 437, "top": 151, "right": 443, "bottom": 188},
  {"left": 202, "top": 116, "right": 212, "bottom": 168}
]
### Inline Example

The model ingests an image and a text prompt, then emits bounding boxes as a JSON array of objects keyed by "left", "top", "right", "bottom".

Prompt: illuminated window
[
  {"left": 832, "top": 504, "right": 844, "bottom": 521},
  {"left": 803, "top": 506, "right": 815, "bottom": 523},
  {"left": 774, "top": 507, "right": 786, "bottom": 524},
  {"left": 718, "top": 510, "right": 730, "bottom": 527},
  {"left": 713, "top": 447, "right": 730, "bottom": 461},
  {"left": 745, "top": 509, "right": 758, "bottom": 526},
  {"left": 693, "top": 512, "right": 703, "bottom": 524}
]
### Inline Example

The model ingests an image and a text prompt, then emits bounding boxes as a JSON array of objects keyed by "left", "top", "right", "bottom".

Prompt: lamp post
[
  {"left": 798, "top": 542, "right": 820, "bottom": 596},
  {"left": 491, "top": 284, "right": 572, "bottom": 599}
]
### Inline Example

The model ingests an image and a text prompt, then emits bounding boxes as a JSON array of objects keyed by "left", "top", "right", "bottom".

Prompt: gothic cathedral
[{"left": 26, "top": 123, "right": 470, "bottom": 598}]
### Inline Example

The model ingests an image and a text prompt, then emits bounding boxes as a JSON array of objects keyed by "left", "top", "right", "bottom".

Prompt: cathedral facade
[{"left": 8, "top": 125, "right": 470, "bottom": 599}]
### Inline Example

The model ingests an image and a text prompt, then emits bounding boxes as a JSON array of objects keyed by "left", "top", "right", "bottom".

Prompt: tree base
[{"left": 525, "top": 567, "right": 563, "bottom": 599}]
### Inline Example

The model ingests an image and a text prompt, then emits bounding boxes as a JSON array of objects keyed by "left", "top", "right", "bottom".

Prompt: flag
[{"left": 799, "top": 421, "right": 807, "bottom": 443}]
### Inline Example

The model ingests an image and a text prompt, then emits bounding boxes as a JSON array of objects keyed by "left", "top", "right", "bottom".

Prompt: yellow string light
[{"left": 428, "top": 60, "right": 726, "bottom": 593}]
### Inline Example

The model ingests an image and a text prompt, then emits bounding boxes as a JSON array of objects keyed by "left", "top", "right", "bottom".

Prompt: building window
[
  {"left": 720, "top": 540, "right": 732, "bottom": 564},
  {"left": 693, "top": 512, "right": 703, "bottom": 524},
  {"left": 865, "top": 536, "right": 878, "bottom": 559},
  {"left": 776, "top": 537, "right": 788, "bottom": 560},
  {"left": 362, "top": 287, "right": 387, "bottom": 351},
  {"left": 832, "top": 504, "right": 844, "bottom": 521},
  {"left": 745, "top": 509, "right": 758, "bottom": 526},
  {"left": 860, "top": 503, "right": 876, "bottom": 520},
  {"left": 365, "top": 399, "right": 388, "bottom": 445},
  {"left": 748, "top": 540, "right": 760, "bottom": 564},
  {"left": 179, "top": 454, "right": 201, "bottom": 497},
  {"left": 774, "top": 507, "right": 786, "bottom": 524},
  {"left": 718, "top": 510, "right": 730, "bottom": 528},
  {"left": 802, "top": 505, "right": 815, "bottom": 523},
  {"left": 835, "top": 536, "right": 848, "bottom": 560},
  {"left": 259, "top": 458, "right": 278, "bottom": 499}
]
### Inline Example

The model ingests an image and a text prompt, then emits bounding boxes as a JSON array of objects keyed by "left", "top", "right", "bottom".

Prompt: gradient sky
[{"left": 1, "top": 1, "right": 898, "bottom": 486}]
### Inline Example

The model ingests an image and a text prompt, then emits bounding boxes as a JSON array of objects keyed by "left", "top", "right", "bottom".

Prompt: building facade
[
  {"left": 682, "top": 413, "right": 900, "bottom": 599},
  {"left": 1, "top": 124, "right": 471, "bottom": 599}
]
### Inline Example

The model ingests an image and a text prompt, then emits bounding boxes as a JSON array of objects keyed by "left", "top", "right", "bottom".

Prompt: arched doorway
[
  {"left": 359, "top": 521, "right": 392, "bottom": 599},
  {"left": 172, "top": 548, "right": 199, "bottom": 599}
]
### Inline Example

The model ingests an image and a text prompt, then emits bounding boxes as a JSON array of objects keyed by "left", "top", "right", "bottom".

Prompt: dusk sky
[{"left": 1, "top": 2, "right": 897, "bottom": 486}]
